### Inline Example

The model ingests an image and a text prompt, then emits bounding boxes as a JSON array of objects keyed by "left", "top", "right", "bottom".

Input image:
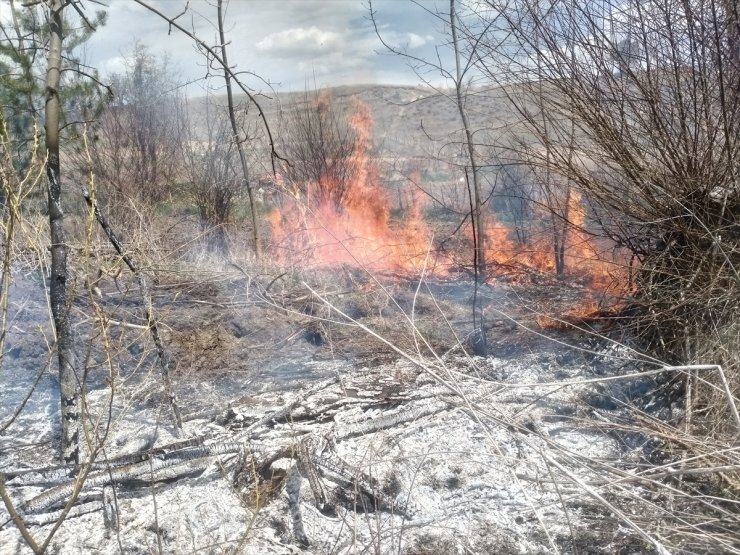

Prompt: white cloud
[
  {"left": 381, "top": 31, "right": 437, "bottom": 51},
  {"left": 81, "top": 0, "right": 447, "bottom": 92},
  {"left": 256, "top": 27, "right": 343, "bottom": 58},
  {"left": 406, "top": 33, "right": 434, "bottom": 49}
]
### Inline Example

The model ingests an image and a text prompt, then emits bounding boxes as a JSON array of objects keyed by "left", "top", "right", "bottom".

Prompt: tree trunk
[
  {"left": 451, "top": 0, "right": 487, "bottom": 355},
  {"left": 450, "top": 0, "right": 486, "bottom": 280},
  {"left": 217, "top": 0, "right": 261, "bottom": 257},
  {"left": 555, "top": 184, "right": 572, "bottom": 277},
  {"left": 45, "top": 0, "right": 79, "bottom": 464}
]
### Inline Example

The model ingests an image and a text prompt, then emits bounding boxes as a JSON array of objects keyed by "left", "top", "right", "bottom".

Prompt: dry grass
[{"left": 302, "top": 271, "right": 740, "bottom": 554}]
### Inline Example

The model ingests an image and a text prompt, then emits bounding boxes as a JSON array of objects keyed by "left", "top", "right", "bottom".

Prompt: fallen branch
[{"left": 21, "top": 442, "right": 243, "bottom": 514}]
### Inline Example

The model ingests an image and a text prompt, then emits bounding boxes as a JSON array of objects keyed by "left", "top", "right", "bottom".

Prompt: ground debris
[{"left": 2, "top": 351, "right": 671, "bottom": 555}]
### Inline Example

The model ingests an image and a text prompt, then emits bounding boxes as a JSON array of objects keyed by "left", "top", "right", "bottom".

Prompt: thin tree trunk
[
  {"left": 555, "top": 8, "right": 578, "bottom": 278},
  {"left": 451, "top": 0, "right": 487, "bottom": 355},
  {"left": 45, "top": 0, "right": 79, "bottom": 464},
  {"left": 553, "top": 184, "right": 571, "bottom": 277},
  {"left": 451, "top": 0, "right": 486, "bottom": 279},
  {"left": 217, "top": 0, "right": 261, "bottom": 257}
]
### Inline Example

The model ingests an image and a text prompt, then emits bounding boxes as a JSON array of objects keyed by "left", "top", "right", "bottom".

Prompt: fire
[
  {"left": 268, "top": 95, "right": 628, "bottom": 301},
  {"left": 535, "top": 300, "right": 604, "bottom": 331},
  {"left": 556, "top": 190, "right": 623, "bottom": 291},
  {"left": 478, "top": 190, "right": 628, "bottom": 293},
  {"left": 269, "top": 99, "right": 436, "bottom": 273}
]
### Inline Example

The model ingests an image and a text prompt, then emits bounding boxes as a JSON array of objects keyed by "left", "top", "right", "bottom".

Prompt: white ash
[{"left": 0, "top": 347, "right": 649, "bottom": 555}]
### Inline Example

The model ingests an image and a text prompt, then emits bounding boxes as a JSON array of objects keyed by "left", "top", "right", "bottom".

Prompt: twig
[
  {"left": 0, "top": 354, "right": 51, "bottom": 433},
  {"left": 0, "top": 479, "right": 40, "bottom": 553},
  {"left": 661, "top": 365, "right": 740, "bottom": 436},
  {"left": 95, "top": 317, "right": 149, "bottom": 331}
]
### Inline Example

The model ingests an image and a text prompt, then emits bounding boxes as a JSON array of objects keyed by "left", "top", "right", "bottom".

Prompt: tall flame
[
  {"left": 269, "top": 99, "right": 436, "bottom": 273},
  {"left": 477, "top": 190, "right": 628, "bottom": 292}
]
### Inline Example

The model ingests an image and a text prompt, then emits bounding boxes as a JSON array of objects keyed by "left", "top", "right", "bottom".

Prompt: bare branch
[{"left": 132, "top": 0, "right": 286, "bottom": 174}]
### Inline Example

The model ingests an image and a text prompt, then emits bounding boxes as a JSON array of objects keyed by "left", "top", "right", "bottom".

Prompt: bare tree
[
  {"left": 279, "top": 90, "right": 360, "bottom": 211},
  {"left": 216, "top": 0, "right": 261, "bottom": 257},
  {"left": 370, "top": 0, "right": 489, "bottom": 280},
  {"left": 449, "top": 0, "right": 487, "bottom": 279},
  {"left": 132, "top": 0, "right": 284, "bottom": 176},
  {"left": 183, "top": 99, "right": 246, "bottom": 252},
  {"left": 82, "top": 43, "right": 183, "bottom": 211},
  {"left": 490, "top": 159, "right": 535, "bottom": 245}
]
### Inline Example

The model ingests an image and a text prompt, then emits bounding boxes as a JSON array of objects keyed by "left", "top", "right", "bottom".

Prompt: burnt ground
[
  {"left": 157, "top": 268, "right": 622, "bottom": 386},
  {"left": 3, "top": 264, "right": 732, "bottom": 554},
  {"left": 2, "top": 264, "right": 618, "bottom": 427},
  {"left": 0, "top": 264, "right": 652, "bottom": 460}
]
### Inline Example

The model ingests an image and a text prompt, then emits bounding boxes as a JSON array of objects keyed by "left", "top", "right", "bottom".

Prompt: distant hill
[
  {"left": 184, "top": 83, "right": 538, "bottom": 215},
  {"left": 187, "top": 83, "right": 525, "bottom": 161}
]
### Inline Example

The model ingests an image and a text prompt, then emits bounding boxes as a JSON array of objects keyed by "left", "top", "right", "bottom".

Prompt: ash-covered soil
[{"left": 0, "top": 269, "right": 686, "bottom": 554}]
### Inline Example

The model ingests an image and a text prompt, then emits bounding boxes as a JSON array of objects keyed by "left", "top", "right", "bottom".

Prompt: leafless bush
[
  {"left": 490, "top": 160, "right": 536, "bottom": 245},
  {"left": 471, "top": 0, "right": 740, "bottom": 434},
  {"left": 183, "top": 100, "right": 249, "bottom": 253},
  {"left": 278, "top": 90, "right": 361, "bottom": 210},
  {"left": 78, "top": 44, "right": 184, "bottom": 213}
]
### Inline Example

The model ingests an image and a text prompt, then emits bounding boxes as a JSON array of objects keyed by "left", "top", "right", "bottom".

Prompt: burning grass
[
  {"left": 269, "top": 99, "right": 437, "bottom": 275},
  {"left": 268, "top": 96, "right": 631, "bottom": 316}
]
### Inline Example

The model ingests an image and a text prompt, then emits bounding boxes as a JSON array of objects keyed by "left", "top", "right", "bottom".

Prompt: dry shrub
[
  {"left": 73, "top": 44, "right": 184, "bottom": 207},
  {"left": 473, "top": 0, "right": 740, "bottom": 436},
  {"left": 632, "top": 209, "right": 739, "bottom": 431}
]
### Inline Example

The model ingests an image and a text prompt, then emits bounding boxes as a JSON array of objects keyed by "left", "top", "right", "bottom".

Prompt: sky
[{"left": 72, "top": 0, "right": 454, "bottom": 95}]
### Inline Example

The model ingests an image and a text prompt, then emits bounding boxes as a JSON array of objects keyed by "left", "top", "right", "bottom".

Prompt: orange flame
[
  {"left": 476, "top": 189, "right": 629, "bottom": 293},
  {"left": 269, "top": 99, "right": 437, "bottom": 273},
  {"left": 268, "top": 97, "right": 628, "bottom": 298}
]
